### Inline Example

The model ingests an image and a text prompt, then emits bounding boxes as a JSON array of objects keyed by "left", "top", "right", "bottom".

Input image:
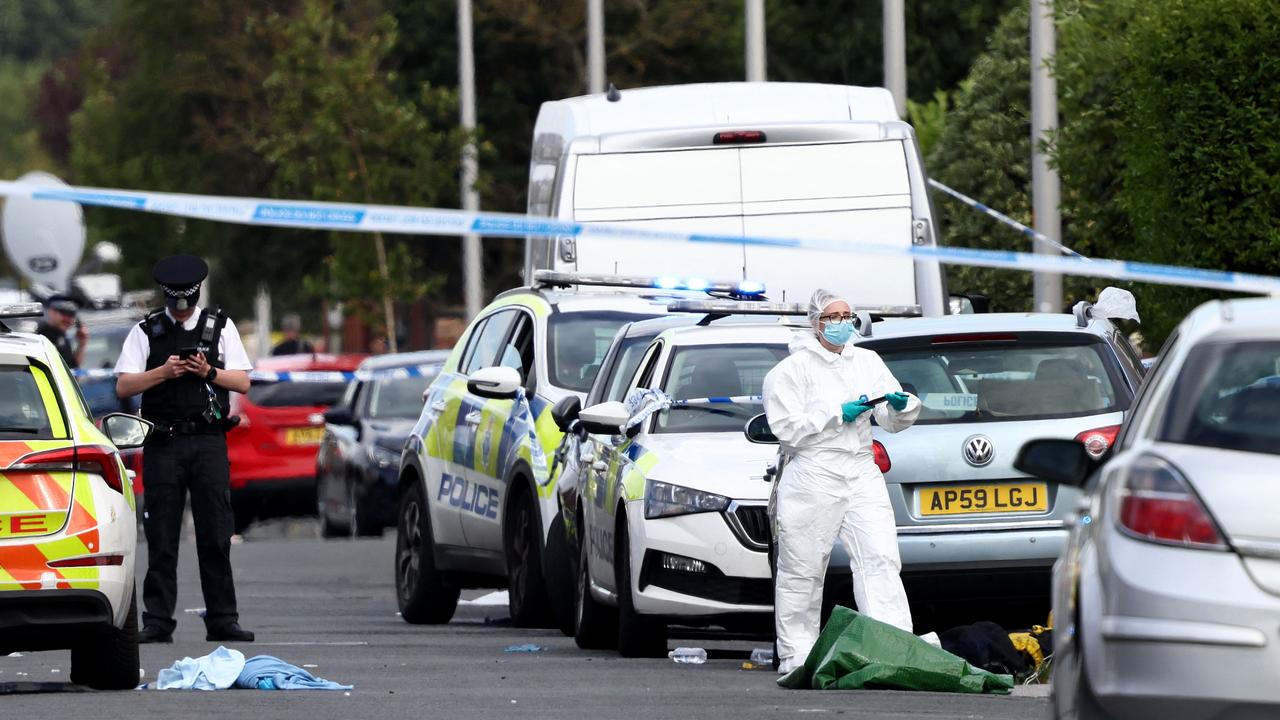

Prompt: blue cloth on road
[
  {"left": 235, "top": 655, "right": 353, "bottom": 691},
  {"left": 504, "top": 644, "right": 546, "bottom": 653},
  {"left": 154, "top": 646, "right": 246, "bottom": 690}
]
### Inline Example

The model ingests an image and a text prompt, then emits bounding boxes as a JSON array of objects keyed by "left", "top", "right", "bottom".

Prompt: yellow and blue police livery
[
  {"left": 0, "top": 303, "right": 155, "bottom": 689},
  {"left": 391, "top": 274, "right": 740, "bottom": 630}
]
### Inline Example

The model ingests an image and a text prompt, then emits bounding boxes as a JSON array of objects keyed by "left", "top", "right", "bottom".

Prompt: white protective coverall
[{"left": 762, "top": 327, "right": 921, "bottom": 674}]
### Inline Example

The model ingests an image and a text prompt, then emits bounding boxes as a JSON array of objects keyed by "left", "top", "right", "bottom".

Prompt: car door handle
[
  {"left": 591, "top": 460, "right": 608, "bottom": 472},
  {"left": 430, "top": 400, "right": 447, "bottom": 413},
  {"left": 464, "top": 411, "right": 483, "bottom": 425}
]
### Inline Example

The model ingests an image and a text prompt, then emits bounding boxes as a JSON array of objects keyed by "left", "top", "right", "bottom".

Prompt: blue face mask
[{"left": 821, "top": 319, "right": 855, "bottom": 346}]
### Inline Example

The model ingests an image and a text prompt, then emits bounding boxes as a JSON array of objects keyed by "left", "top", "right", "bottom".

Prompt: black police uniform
[
  {"left": 135, "top": 254, "right": 251, "bottom": 642},
  {"left": 34, "top": 320, "right": 77, "bottom": 368}
]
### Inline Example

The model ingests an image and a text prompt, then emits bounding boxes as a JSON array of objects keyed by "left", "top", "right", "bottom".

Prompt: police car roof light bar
[
  {"left": 0, "top": 303, "right": 44, "bottom": 333},
  {"left": 532, "top": 270, "right": 766, "bottom": 298}
]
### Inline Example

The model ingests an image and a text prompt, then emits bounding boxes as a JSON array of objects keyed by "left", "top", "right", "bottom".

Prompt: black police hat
[
  {"left": 46, "top": 293, "right": 80, "bottom": 316},
  {"left": 153, "top": 254, "right": 209, "bottom": 311}
]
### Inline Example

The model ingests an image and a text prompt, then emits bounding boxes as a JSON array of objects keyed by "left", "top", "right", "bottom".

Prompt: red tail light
[
  {"left": 873, "top": 440, "right": 891, "bottom": 473},
  {"left": 1075, "top": 425, "right": 1121, "bottom": 460},
  {"left": 712, "top": 130, "right": 766, "bottom": 145},
  {"left": 11, "top": 445, "right": 126, "bottom": 494},
  {"left": 1117, "top": 455, "right": 1224, "bottom": 549},
  {"left": 48, "top": 554, "right": 125, "bottom": 568}
]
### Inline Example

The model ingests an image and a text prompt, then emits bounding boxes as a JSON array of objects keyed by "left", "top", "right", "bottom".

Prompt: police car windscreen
[
  {"left": 655, "top": 344, "right": 788, "bottom": 434},
  {"left": 877, "top": 339, "right": 1126, "bottom": 424},
  {"left": 0, "top": 367, "right": 55, "bottom": 439},
  {"left": 248, "top": 381, "right": 348, "bottom": 408},
  {"left": 1158, "top": 340, "right": 1280, "bottom": 457},
  {"left": 367, "top": 377, "right": 432, "bottom": 419},
  {"left": 548, "top": 311, "right": 659, "bottom": 393}
]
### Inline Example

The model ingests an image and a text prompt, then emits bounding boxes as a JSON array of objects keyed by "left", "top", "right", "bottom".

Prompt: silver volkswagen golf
[{"left": 1018, "top": 297, "right": 1280, "bottom": 720}]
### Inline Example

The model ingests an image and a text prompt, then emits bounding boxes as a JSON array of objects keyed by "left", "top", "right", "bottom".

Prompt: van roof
[{"left": 536, "top": 82, "right": 899, "bottom": 141}]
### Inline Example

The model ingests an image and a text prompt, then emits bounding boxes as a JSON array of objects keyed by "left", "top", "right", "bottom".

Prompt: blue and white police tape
[
  {"left": 927, "top": 179, "right": 1086, "bottom": 260},
  {"left": 72, "top": 364, "right": 441, "bottom": 382},
  {"left": 4, "top": 179, "right": 1278, "bottom": 296},
  {"left": 670, "top": 395, "right": 763, "bottom": 406}
]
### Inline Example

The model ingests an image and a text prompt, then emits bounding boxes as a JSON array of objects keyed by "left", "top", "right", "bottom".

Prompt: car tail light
[
  {"left": 713, "top": 130, "right": 766, "bottom": 145},
  {"left": 1116, "top": 455, "right": 1225, "bottom": 550},
  {"left": 48, "top": 554, "right": 125, "bottom": 568},
  {"left": 1075, "top": 425, "right": 1120, "bottom": 460},
  {"left": 873, "top": 440, "right": 891, "bottom": 473},
  {"left": 11, "top": 445, "right": 126, "bottom": 494}
]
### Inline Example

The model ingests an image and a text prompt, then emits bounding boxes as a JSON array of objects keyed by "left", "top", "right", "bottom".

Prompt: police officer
[
  {"left": 35, "top": 294, "right": 87, "bottom": 368},
  {"left": 114, "top": 254, "right": 255, "bottom": 643}
]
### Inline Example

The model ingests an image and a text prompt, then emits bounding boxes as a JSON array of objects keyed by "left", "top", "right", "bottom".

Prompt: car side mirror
[
  {"left": 324, "top": 406, "right": 356, "bottom": 426},
  {"left": 744, "top": 413, "right": 778, "bottom": 444},
  {"left": 100, "top": 413, "right": 153, "bottom": 450},
  {"left": 468, "top": 366, "right": 522, "bottom": 400},
  {"left": 1014, "top": 439, "right": 1095, "bottom": 487},
  {"left": 551, "top": 396, "right": 582, "bottom": 432},
  {"left": 578, "top": 401, "right": 630, "bottom": 436}
]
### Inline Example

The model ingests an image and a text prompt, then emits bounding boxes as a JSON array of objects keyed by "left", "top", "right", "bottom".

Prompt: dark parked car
[
  {"left": 316, "top": 351, "right": 449, "bottom": 538},
  {"left": 75, "top": 309, "right": 143, "bottom": 419}
]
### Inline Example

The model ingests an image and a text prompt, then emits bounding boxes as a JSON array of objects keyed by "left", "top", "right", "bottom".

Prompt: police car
[
  {"left": 562, "top": 301, "right": 845, "bottom": 656},
  {"left": 393, "top": 272, "right": 766, "bottom": 630},
  {"left": 0, "top": 304, "right": 153, "bottom": 689}
]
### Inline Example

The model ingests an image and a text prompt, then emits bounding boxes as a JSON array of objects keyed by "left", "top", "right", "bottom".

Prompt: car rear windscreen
[
  {"left": 876, "top": 338, "right": 1125, "bottom": 424},
  {"left": 1159, "top": 340, "right": 1280, "bottom": 456},
  {"left": 655, "top": 344, "right": 788, "bottom": 433},
  {"left": 248, "top": 381, "right": 348, "bottom": 408},
  {"left": 0, "top": 366, "right": 55, "bottom": 439},
  {"left": 367, "top": 377, "right": 432, "bottom": 419}
]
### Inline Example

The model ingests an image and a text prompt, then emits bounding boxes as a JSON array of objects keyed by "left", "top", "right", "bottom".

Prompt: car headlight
[
  {"left": 644, "top": 480, "right": 731, "bottom": 519},
  {"left": 368, "top": 444, "right": 401, "bottom": 469}
]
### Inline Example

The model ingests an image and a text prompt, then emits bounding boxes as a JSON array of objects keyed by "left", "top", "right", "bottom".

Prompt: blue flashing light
[
  {"left": 655, "top": 275, "right": 682, "bottom": 290},
  {"left": 684, "top": 277, "right": 709, "bottom": 291},
  {"left": 736, "top": 280, "right": 766, "bottom": 296}
]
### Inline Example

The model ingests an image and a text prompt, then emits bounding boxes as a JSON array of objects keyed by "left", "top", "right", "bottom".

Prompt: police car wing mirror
[
  {"left": 744, "top": 413, "right": 778, "bottom": 444},
  {"left": 577, "top": 401, "right": 630, "bottom": 436},
  {"left": 323, "top": 406, "right": 356, "bottom": 426},
  {"left": 1013, "top": 439, "right": 1095, "bottom": 487},
  {"left": 551, "top": 396, "right": 582, "bottom": 432},
  {"left": 100, "top": 413, "right": 153, "bottom": 450},
  {"left": 468, "top": 366, "right": 523, "bottom": 400}
]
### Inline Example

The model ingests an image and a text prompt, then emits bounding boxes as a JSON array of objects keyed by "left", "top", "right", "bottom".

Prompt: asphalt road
[{"left": 2, "top": 519, "right": 1050, "bottom": 719}]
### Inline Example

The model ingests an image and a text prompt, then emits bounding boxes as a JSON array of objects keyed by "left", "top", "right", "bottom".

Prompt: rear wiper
[{"left": 0, "top": 427, "right": 41, "bottom": 434}]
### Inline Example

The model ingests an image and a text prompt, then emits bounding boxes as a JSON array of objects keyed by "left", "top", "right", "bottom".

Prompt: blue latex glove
[
  {"left": 885, "top": 392, "right": 910, "bottom": 411},
  {"left": 841, "top": 401, "right": 873, "bottom": 423}
]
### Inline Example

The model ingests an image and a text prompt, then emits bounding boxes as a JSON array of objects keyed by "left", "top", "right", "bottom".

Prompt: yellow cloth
[{"left": 1008, "top": 633, "right": 1044, "bottom": 667}]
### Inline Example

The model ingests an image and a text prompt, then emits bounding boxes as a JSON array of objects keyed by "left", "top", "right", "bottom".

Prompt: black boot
[
  {"left": 139, "top": 625, "right": 173, "bottom": 644},
  {"left": 206, "top": 622, "right": 255, "bottom": 642}
]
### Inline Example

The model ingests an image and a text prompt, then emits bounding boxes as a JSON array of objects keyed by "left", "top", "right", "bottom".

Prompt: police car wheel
[
  {"left": 70, "top": 583, "right": 140, "bottom": 690},
  {"left": 505, "top": 485, "right": 551, "bottom": 628},
  {"left": 396, "top": 481, "right": 459, "bottom": 624},
  {"left": 574, "top": 508, "right": 616, "bottom": 650},
  {"left": 544, "top": 510, "right": 577, "bottom": 636},
  {"left": 614, "top": 513, "right": 668, "bottom": 658}
]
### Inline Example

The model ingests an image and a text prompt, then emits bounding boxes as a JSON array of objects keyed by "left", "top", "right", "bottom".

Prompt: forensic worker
[
  {"left": 35, "top": 294, "right": 87, "bottom": 368},
  {"left": 114, "top": 254, "right": 255, "bottom": 644},
  {"left": 762, "top": 288, "right": 922, "bottom": 675}
]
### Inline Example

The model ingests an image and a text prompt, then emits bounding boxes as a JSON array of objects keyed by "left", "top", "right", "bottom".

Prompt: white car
[{"left": 563, "top": 307, "right": 805, "bottom": 656}]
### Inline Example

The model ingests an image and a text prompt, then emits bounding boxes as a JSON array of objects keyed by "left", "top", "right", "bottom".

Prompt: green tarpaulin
[{"left": 778, "top": 606, "right": 1014, "bottom": 694}]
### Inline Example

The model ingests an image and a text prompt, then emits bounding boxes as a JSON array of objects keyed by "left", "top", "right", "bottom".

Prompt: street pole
[
  {"left": 1030, "top": 0, "right": 1062, "bottom": 313},
  {"left": 458, "top": 0, "right": 483, "bottom": 320},
  {"left": 883, "top": 0, "right": 907, "bottom": 117},
  {"left": 587, "top": 0, "right": 605, "bottom": 94},
  {"left": 745, "top": 0, "right": 766, "bottom": 82}
]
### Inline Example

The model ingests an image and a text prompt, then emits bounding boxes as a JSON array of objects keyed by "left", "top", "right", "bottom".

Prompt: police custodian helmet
[{"left": 152, "top": 254, "right": 208, "bottom": 312}]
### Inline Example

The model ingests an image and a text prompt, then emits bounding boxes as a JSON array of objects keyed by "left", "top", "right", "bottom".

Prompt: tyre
[
  {"left": 351, "top": 482, "right": 382, "bottom": 538},
  {"left": 395, "top": 481, "right": 459, "bottom": 624},
  {"left": 70, "top": 583, "right": 139, "bottom": 690},
  {"left": 574, "top": 507, "right": 616, "bottom": 650},
  {"left": 543, "top": 509, "right": 576, "bottom": 636},
  {"left": 505, "top": 484, "right": 551, "bottom": 628},
  {"left": 317, "top": 485, "right": 349, "bottom": 539},
  {"left": 614, "top": 512, "right": 667, "bottom": 658}
]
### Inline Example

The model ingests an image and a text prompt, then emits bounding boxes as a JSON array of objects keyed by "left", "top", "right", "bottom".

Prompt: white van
[{"left": 526, "top": 82, "right": 950, "bottom": 314}]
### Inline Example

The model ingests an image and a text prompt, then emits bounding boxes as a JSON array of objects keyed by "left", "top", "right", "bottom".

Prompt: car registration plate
[
  {"left": 283, "top": 427, "right": 325, "bottom": 446},
  {"left": 918, "top": 482, "right": 1048, "bottom": 517}
]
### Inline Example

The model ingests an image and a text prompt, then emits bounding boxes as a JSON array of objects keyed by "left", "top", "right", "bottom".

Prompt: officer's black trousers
[{"left": 141, "top": 432, "right": 239, "bottom": 633}]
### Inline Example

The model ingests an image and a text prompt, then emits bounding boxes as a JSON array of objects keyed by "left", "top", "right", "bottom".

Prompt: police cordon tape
[
  {"left": 925, "top": 179, "right": 1086, "bottom": 260},
  {"left": 3, "top": 179, "right": 1278, "bottom": 296},
  {"left": 71, "top": 364, "right": 442, "bottom": 382}
]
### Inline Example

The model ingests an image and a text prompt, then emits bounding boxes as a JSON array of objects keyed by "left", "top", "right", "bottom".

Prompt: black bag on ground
[{"left": 939, "top": 621, "right": 1030, "bottom": 677}]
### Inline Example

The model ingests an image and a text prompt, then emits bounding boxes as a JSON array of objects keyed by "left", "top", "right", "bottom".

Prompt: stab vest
[{"left": 139, "top": 308, "right": 229, "bottom": 422}]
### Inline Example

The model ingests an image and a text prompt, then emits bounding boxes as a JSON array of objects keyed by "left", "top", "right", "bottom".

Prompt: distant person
[
  {"left": 368, "top": 335, "right": 388, "bottom": 355},
  {"left": 35, "top": 294, "right": 87, "bottom": 368},
  {"left": 271, "top": 313, "right": 314, "bottom": 356}
]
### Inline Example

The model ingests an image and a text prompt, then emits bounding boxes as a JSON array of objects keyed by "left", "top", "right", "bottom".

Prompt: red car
[{"left": 228, "top": 353, "right": 366, "bottom": 532}]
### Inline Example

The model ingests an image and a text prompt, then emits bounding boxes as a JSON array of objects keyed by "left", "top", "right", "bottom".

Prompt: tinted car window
[
  {"left": 248, "top": 381, "right": 348, "bottom": 408},
  {"left": 654, "top": 344, "right": 788, "bottom": 434},
  {"left": 876, "top": 339, "right": 1125, "bottom": 424},
  {"left": 603, "top": 335, "right": 659, "bottom": 403},
  {"left": 366, "top": 377, "right": 432, "bottom": 419},
  {"left": 81, "top": 325, "right": 133, "bottom": 370},
  {"left": 1159, "top": 340, "right": 1280, "bottom": 456},
  {"left": 0, "top": 366, "right": 55, "bottom": 439},
  {"left": 547, "top": 311, "right": 656, "bottom": 392},
  {"left": 462, "top": 310, "right": 518, "bottom": 375}
]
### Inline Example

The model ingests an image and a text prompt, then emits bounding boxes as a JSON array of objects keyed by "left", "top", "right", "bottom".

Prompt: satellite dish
[{"left": 2, "top": 171, "right": 86, "bottom": 293}]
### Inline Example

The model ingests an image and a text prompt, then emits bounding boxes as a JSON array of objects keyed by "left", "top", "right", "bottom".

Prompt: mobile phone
[
  {"left": 178, "top": 346, "right": 200, "bottom": 359},
  {"left": 860, "top": 394, "right": 889, "bottom": 406}
]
